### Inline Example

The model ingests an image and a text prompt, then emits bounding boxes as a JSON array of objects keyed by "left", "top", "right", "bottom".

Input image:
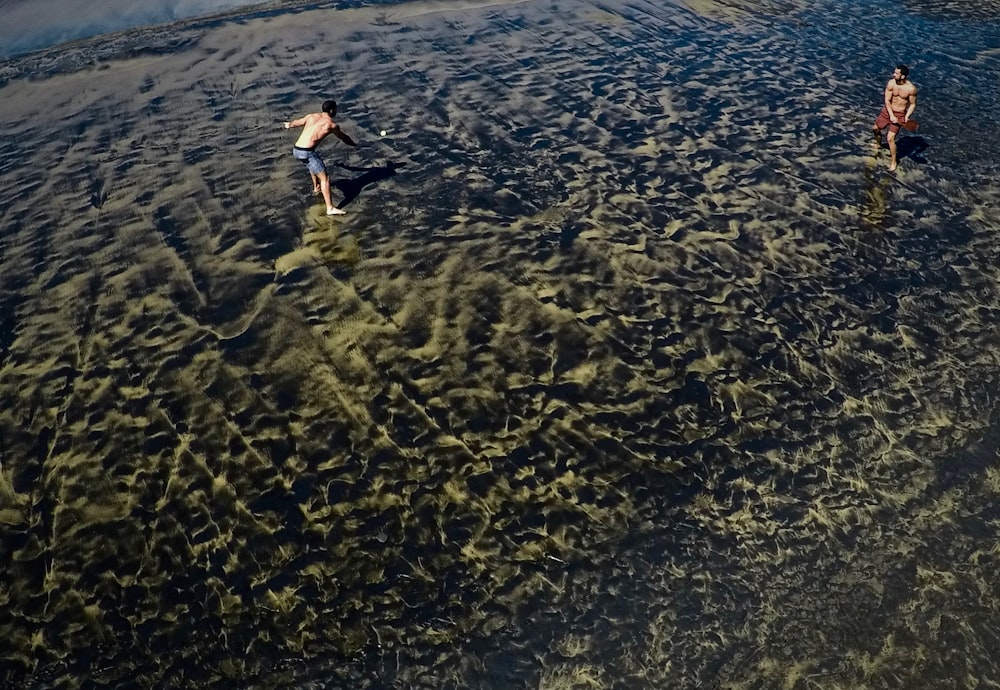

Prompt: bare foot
[
  {"left": 313, "top": 187, "right": 321, "bottom": 195},
  {"left": 887, "top": 162, "right": 898, "bottom": 172},
  {"left": 326, "top": 207, "right": 346, "bottom": 216}
]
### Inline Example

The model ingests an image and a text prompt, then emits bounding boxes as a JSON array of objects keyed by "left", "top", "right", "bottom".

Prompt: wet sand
[{"left": 2, "top": 0, "right": 1000, "bottom": 687}]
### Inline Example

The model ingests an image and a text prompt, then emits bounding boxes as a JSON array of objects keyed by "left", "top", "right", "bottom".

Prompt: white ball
[{"left": 380, "top": 130, "right": 387, "bottom": 136}]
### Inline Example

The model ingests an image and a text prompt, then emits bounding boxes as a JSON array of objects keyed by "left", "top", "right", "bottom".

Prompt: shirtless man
[
  {"left": 872, "top": 64, "right": 917, "bottom": 172},
  {"left": 284, "top": 100, "right": 357, "bottom": 215}
]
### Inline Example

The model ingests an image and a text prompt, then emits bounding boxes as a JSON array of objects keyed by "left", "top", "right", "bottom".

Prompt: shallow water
[{"left": 2, "top": 0, "right": 1000, "bottom": 688}]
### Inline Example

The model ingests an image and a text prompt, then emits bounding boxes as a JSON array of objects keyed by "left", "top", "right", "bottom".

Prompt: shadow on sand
[
  {"left": 896, "top": 135, "right": 929, "bottom": 164},
  {"left": 331, "top": 161, "right": 404, "bottom": 207}
]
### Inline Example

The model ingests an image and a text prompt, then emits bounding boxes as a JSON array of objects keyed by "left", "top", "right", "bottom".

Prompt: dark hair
[
  {"left": 322, "top": 99, "right": 337, "bottom": 116},
  {"left": 896, "top": 64, "right": 909, "bottom": 77}
]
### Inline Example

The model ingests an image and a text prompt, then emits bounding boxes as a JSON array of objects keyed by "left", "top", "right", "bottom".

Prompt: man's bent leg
[
  {"left": 873, "top": 107, "right": 892, "bottom": 148},
  {"left": 317, "top": 172, "right": 345, "bottom": 215}
]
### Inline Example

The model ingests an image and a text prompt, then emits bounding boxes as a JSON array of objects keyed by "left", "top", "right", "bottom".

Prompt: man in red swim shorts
[{"left": 872, "top": 64, "right": 918, "bottom": 172}]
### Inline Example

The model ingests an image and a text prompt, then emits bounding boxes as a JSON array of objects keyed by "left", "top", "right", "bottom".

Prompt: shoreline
[{"left": 0, "top": 0, "right": 535, "bottom": 79}]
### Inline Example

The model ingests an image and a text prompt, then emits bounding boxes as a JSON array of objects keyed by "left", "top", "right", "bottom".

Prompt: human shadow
[
  {"left": 896, "top": 135, "right": 929, "bottom": 164},
  {"left": 330, "top": 161, "right": 404, "bottom": 207}
]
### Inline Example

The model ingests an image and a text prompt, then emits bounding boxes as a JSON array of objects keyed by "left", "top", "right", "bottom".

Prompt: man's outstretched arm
[{"left": 332, "top": 127, "right": 357, "bottom": 147}]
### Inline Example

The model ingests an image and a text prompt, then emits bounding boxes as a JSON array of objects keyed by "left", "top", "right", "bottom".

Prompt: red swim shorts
[{"left": 874, "top": 106, "right": 907, "bottom": 134}]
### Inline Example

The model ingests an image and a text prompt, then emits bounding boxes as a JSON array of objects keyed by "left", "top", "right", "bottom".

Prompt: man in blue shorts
[{"left": 284, "top": 99, "right": 357, "bottom": 215}]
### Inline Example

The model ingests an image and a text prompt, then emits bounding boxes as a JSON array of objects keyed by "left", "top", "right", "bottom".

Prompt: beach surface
[{"left": 2, "top": 0, "right": 1000, "bottom": 687}]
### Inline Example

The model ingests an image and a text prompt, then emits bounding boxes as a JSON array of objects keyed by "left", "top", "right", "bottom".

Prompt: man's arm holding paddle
[
  {"left": 283, "top": 114, "right": 357, "bottom": 146},
  {"left": 903, "top": 89, "right": 917, "bottom": 126}
]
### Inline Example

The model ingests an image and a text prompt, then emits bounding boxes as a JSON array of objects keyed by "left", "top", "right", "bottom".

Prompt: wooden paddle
[{"left": 897, "top": 119, "right": 919, "bottom": 132}]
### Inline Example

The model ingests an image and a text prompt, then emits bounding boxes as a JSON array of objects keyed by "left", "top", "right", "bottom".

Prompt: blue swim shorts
[{"left": 293, "top": 146, "right": 326, "bottom": 175}]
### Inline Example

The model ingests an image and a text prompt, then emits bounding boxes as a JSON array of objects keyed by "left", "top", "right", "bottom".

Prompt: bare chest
[{"left": 888, "top": 83, "right": 915, "bottom": 102}]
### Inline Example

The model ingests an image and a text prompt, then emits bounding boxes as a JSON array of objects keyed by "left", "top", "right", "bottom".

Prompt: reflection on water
[
  {"left": 858, "top": 160, "right": 892, "bottom": 232},
  {"left": 2, "top": 0, "right": 1000, "bottom": 688},
  {"left": 858, "top": 132, "right": 930, "bottom": 232},
  {"left": 302, "top": 219, "right": 362, "bottom": 266}
]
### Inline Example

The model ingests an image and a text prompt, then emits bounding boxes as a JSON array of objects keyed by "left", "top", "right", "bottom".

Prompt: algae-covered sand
[{"left": 2, "top": 0, "right": 1000, "bottom": 687}]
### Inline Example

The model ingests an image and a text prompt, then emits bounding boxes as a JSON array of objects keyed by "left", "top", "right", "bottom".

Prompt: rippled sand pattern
[
  {"left": 2, "top": 0, "right": 1000, "bottom": 687},
  {"left": 901, "top": 0, "right": 1000, "bottom": 19}
]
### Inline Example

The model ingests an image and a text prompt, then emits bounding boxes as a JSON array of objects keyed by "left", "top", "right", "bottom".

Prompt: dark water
[
  {"left": 0, "top": 0, "right": 416, "bottom": 60},
  {"left": 0, "top": 0, "right": 268, "bottom": 59},
  {"left": 2, "top": 0, "right": 1000, "bottom": 688}
]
